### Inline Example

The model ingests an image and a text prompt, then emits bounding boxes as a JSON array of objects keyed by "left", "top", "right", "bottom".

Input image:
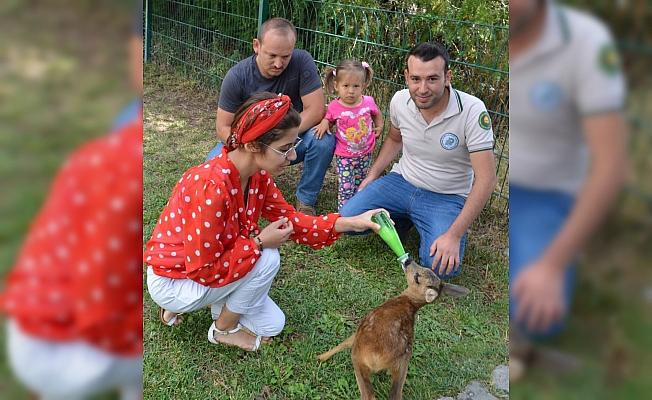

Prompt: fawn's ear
[
  {"left": 441, "top": 283, "right": 470, "bottom": 298},
  {"left": 425, "top": 288, "right": 439, "bottom": 303}
]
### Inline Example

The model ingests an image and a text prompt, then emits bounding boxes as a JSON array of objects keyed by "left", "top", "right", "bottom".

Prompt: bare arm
[
  {"left": 539, "top": 112, "right": 628, "bottom": 270},
  {"left": 215, "top": 107, "right": 235, "bottom": 142},
  {"left": 299, "top": 89, "right": 325, "bottom": 134},
  {"left": 448, "top": 150, "right": 497, "bottom": 237},
  {"left": 371, "top": 112, "right": 384, "bottom": 138},
  {"left": 513, "top": 112, "right": 628, "bottom": 331},
  {"left": 358, "top": 124, "right": 402, "bottom": 191},
  {"left": 334, "top": 208, "right": 383, "bottom": 233},
  {"left": 431, "top": 149, "right": 497, "bottom": 274}
]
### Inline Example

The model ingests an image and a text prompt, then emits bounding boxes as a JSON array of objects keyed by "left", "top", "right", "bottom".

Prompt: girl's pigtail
[
  {"left": 361, "top": 61, "right": 374, "bottom": 88},
  {"left": 323, "top": 66, "right": 337, "bottom": 95}
]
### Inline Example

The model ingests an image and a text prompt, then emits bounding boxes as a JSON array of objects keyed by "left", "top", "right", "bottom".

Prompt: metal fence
[{"left": 145, "top": 0, "right": 509, "bottom": 210}]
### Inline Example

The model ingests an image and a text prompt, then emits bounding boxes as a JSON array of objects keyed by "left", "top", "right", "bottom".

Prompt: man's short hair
[
  {"left": 406, "top": 42, "right": 450, "bottom": 72},
  {"left": 257, "top": 18, "right": 297, "bottom": 42}
]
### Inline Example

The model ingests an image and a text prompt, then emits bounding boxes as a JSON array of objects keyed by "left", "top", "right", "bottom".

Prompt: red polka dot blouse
[
  {"left": 144, "top": 148, "right": 341, "bottom": 287},
  {"left": 1, "top": 121, "right": 143, "bottom": 356}
]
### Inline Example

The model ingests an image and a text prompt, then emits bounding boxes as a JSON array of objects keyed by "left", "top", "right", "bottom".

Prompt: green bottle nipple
[{"left": 372, "top": 211, "right": 410, "bottom": 270}]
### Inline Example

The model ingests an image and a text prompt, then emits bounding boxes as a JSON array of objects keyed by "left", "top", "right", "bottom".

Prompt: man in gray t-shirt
[
  {"left": 206, "top": 18, "right": 334, "bottom": 215},
  {"left": 341, "top": 42, "right": 497, "bottom": 279}
]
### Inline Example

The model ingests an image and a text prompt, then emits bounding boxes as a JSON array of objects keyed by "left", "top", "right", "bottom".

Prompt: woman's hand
[
  {"left": 334, "top": 208, "right": 385, "bottom": 233},
  {"left": 256, "top": 217, "right": 294, "bottom": 249}
]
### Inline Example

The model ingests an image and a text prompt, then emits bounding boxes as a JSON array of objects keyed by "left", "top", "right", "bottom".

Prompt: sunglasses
[{"left": 261, "top": 137, "right": 302, "bottom": 159}]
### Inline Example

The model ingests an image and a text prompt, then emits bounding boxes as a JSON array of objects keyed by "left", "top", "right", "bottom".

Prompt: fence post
[
  {"left": 145, "top": 0, "right": 152, "bottom": 63},
  {"left": 258, "top": 0, "right": 269, "bottom": 34}
]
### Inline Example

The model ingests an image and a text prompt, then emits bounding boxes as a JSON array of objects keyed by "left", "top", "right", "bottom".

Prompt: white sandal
[{"left": 207, "top": 322, "right": 262, "bottom": 351}]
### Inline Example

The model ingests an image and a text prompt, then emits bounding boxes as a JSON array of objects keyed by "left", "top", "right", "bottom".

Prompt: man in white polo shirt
[
  {"left": 340, "top": 42, "right": 497, "bottom": 279},
  {"left": 509, "top": 0, "right": 627, "bottom": 352}
]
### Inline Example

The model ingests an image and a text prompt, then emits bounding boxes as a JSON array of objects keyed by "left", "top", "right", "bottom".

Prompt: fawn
[{"left": 318, "top": 260, "right": 470, "bottom": 400}]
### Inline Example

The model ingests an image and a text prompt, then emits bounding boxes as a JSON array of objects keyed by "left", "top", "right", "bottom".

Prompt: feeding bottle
[{"left": 371, "top": 210, "right": 410, "bottom": 270}]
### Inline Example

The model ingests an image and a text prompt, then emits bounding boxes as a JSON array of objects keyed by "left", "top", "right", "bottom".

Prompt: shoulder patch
[
  {"left": 478, "top": 111, "right": 492, "bottom": 130},
  {"left": 598, "top": 43, "right": 621, "bottom": 76}
]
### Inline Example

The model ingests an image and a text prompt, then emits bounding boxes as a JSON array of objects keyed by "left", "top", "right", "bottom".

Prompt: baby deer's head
[{"left": 404, "top": 260, "right": 470, "bottom": 304}]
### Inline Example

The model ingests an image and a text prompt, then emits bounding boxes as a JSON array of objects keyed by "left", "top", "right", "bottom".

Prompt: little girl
[{"left": 315, "top": 59, "right": 383, "bottom": 209}]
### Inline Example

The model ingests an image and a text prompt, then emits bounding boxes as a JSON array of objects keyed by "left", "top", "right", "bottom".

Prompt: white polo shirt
[
  {"left": 510, "top": 2, "right": 626, "bottom": 194},
  {"left": 389, "top": 86, "right": 494, "bottom": 197}
]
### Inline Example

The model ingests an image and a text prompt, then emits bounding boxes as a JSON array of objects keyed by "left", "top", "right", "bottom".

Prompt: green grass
[{"left": 143, "top": 62, "right": 508, "bottom": 399}]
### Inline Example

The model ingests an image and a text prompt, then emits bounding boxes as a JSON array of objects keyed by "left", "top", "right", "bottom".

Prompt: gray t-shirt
[
  {"left": 510, "top": 4, "right": 626, "bottom": 194},
  {"left": 218, "top": 49, "right": 322, "bottom": 113},
  {"left": 390, "top": 87, "right": 495, "bottom": 197}
]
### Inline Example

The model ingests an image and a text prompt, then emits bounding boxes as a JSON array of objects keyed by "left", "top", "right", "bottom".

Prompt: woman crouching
[{"left": 144, "top": 92, "right": 381, "bottom": 351}]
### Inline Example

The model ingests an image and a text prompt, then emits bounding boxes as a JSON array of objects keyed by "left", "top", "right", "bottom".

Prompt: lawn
[{"left": 143, "top": 63, "right": 509, "bottom": 399}]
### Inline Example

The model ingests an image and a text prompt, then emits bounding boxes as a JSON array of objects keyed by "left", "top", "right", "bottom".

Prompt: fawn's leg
[
  {"left": 389, "top": 357, "right": 410, "bottom": 400},
  {"left": 353, "top": 360, "right": 376, "bottom": 400}
]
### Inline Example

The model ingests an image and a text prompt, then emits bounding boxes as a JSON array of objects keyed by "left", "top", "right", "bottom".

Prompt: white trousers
[
  {"left": 146, "top": 248, "right": 285, "bottom": 337},
  {"left": 6, "top": 320, "right": 143, "bottom": 400}
]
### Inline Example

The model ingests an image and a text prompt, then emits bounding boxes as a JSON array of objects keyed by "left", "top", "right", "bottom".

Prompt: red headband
[{"left": 226, "top": 94, "right": 292, "bottom": 151}]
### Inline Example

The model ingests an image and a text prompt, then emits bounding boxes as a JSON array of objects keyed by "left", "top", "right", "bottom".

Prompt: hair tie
[
  {"left": 332, "top": 69, "right": 337, "bottom": 76},
  {"left": 361, "top": 61, "right": 369, "bottom": 69}
]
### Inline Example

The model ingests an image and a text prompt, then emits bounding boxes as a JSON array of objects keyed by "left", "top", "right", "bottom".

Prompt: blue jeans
[
  {"left": 509, "top": 185, "right": 577, "bottom": 339},
  {"left": 111, "top": 98, "right": 142, "bottom": 132},
  {"left": 339, "top": 172, "right": 466, "bottom": 279},
  {"left": 206, "top": 128, "right": 335, "bottom": 206}
]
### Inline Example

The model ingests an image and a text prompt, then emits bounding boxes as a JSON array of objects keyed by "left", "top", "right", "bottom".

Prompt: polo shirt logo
[
  {"left": 440, "top": 132, "right": 459, "bottom": 150},
  {"left": 598, "top": 43, "right": 621, "bottom": 76},
  {"left": 478, "top": 111, "right": 491, "bottom": 130},
  {"left": 530, "top": 81, "right": 564, "bottom": 112}
]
